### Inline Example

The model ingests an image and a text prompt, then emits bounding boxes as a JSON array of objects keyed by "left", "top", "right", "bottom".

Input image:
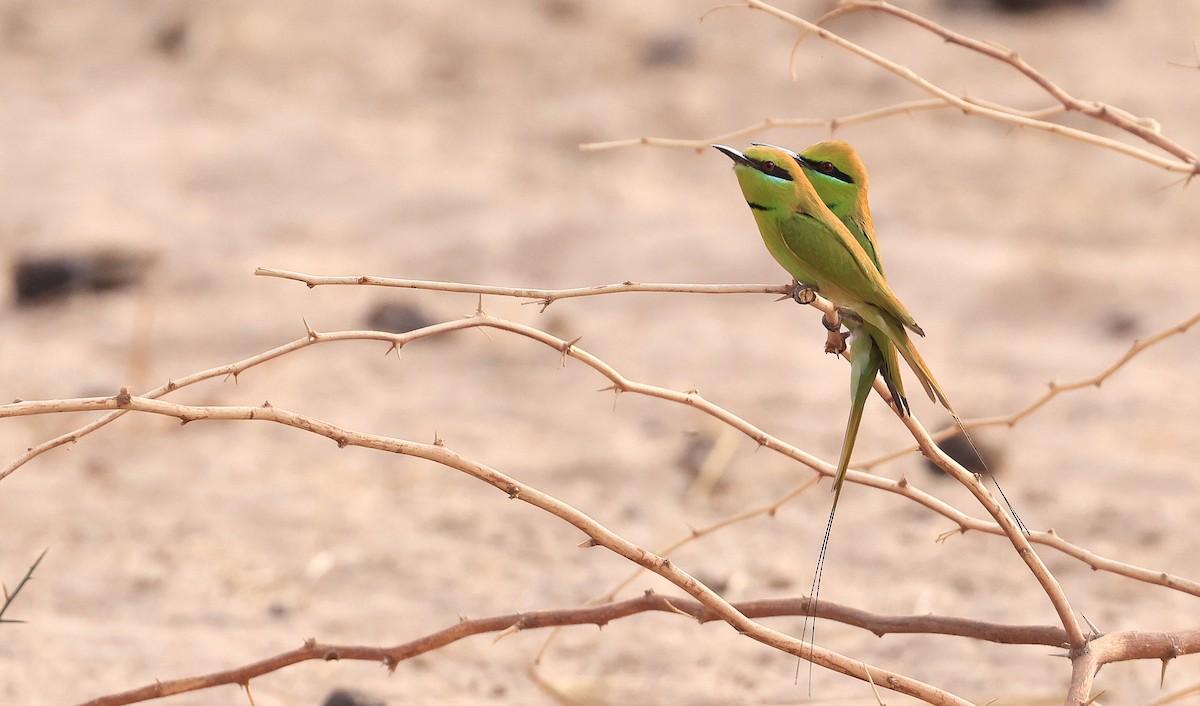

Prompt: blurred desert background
[{"left": 2, "top": 0, "right": 1199, "bottom": 704}]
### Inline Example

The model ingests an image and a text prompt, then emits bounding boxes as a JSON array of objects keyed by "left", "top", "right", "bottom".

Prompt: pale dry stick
[
  {"left": 10, "top": 393, "right": 969, "bottom": 706},
  {"left": 824, "top": 1, "right": 1197, "bottom": 167},
  {"left": 250, "top": 276, "right": 1200, "bottom": 597},
  {"left": 580, "top": 99, "right": 951, "bottom": 152},
  {"left": 8, "top": 316, "right": 1199, "bottom": 697},
  {"left": 580, "top": 99, "right": 1068, "bottom": 154},
  {"left": 963, "top": 96, "right": 1069, "bottom": 121},
  {"left": 861, "top": 310, "right": 1200, "bottom": 470},
  {"left": 76, "top": 590, "right": 1074, "bottom": 706},
  {"left": 253, "top": 267, "right": 816, "bottom": 314},
  {"left": 439, "top": 316, "right": 1088, "bottom": 647},
  {"left": 0, "top": 309, "right": 911, "bottom": 540},
  {"left": 898, "top": 411, "right": 1084, "bottom": 647},
  {"left": 0, "top": 317, "right": 485, "bottom": 483},
  {"left": 258, "top": 271, "right": 1200, "bottom": 471},
  {"left": 610, "top": 479, "right": 820, "bottom": 603},
  {"left": 14, "top": 392, "right": 1199, "bottom": 705},
  {"left": 740, "top": 0, "right": 1196, "bottom": 174},
  {"left": 255, "top": 267, "right": 843, "bottom": 346},
  {"left": 535, "top": 477, "right": 821, "bottom": 662},
  {"left": 7, "top": 314, "right": 1196, "bottom": 596},
  {"left": 526, "top": 666, "right": 580, "bottom": 706},
  {"left": 1065, "top": 628, "right": 1200, "bottom": 706}
]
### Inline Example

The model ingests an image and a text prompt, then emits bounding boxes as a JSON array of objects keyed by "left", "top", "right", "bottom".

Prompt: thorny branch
[
  {"left": 6, "top": 313, "right": 1197, "bottom": 601},
  {"left": 77, "top": 591, "right": 1083, "bottom": 706},
  {"left": 7, "top": 320, "right": 1200, "bottom": 705},
  {"left": 253, "top": 267, "right": 835, "bottom": 315},
  {"left": 583, "top": 0, "right": 1199, "bottom": 177},
  {"left": 254, "top": 268, "right": 1200, "bottom": 497},
  {"left": 821, "top": 1, "right": 1196, "bottom": 167},
  {"left": 11, "top": 391, "right": 972, "bottom": 706},
  {"left": 4, "top": 307, "right": 1188, "bottom": 611},
  {"left": 862, "top": 310, "right": 1200, "bottom": 468},
  {"left": 8, "top": 275, "right": 1197, "bottom": 702},
  {"left": 12, "top": 282, "right": 1194, "bottom": 599}
]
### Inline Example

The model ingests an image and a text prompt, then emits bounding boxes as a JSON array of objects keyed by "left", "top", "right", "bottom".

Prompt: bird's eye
[
  {"left": 819, "top": 162, "right": 835, "bottom": 174},
  {"left": 761, "top": 161, "right": 776, "bottom": 172}
]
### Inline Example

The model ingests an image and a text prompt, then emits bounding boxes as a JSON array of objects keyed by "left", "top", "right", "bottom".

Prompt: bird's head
[
  {"left": 784, "top": 140, "right": 868, "bottom": 212},
  {"left": 712, "top": 144, "right": 813, "bottom": 213}
]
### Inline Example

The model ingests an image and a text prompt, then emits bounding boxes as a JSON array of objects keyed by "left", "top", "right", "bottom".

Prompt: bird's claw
[{"left": 825, "top": 330, "right": 850, "bottom": 355}]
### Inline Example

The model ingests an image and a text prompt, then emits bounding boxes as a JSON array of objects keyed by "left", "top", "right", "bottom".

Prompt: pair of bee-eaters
[
  {"left": 715, "top": 140, "right": 961, "bottom": 660},
  {"left": 714, "top": 140, "right": 948, "bottom": 513},
  {"left": 716, "top": 143, "right": 1023, "bottom": 668}
]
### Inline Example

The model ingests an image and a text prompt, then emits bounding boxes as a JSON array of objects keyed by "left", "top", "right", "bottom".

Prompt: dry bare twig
[
  {"left": 9, "top": 384, "right": 1199, "bottom": 705},
  {"left": 0, "top": 317, "right": 487, "bottom": 483},
  {"left": 821, "top": 1, "right": 1195, "bottom": 166},
  {"left": 579, "top": 99, "right": 1068, "bottom": 153},
  {"left": 7, "top": 311, "right": 1198, "bottom": 703},
  {"left": 75, "top": 591, "right": 1078, "bottom": 706},
  {"left": 861, "top": 310, "right": 1200, "bottom": 469},
  {"left": 250, "top": 271, "right": 1200, "bottom": 601},
  {"left": 8, "top": 391, "right": 971, "bottom": 706},
  {"left": 747, "top": 0, "right": 1195, "bottom": 173},
  {"left": 1168, "top": 41, "right": 1200, "bottom": 71},
  {"left": 252, "top": 267, "right": 830, "bottom": 314},
  {"left": 580, "top": 99, "right": 970, "bottom": 152},
  {"left": 7, "top": 313, "right": 1196, "bottom": 601},
  {"left": 583, "top": 0, "right": 1198, "bottom": 177},
  {"left": 6, "top": 2, "right": 1195, "bottom": 704}
]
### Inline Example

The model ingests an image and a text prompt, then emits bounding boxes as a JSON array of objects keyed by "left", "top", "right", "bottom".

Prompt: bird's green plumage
[
  {"left": 791, "top": 140, "right": 907, "bottom": 417},
  {"left": 715, "top": 143, "right": 962, "bottom": 510},
  {"left": 715, "top": 144, "right": 952, "bottom": 413},
  {"left": 833, "top": 322, "right": 884, "bottom": 511}
]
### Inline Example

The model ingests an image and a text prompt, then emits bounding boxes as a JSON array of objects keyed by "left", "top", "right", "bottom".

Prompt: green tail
[
  {"left": 865, "top": 323, "right": 909, "bottom": 417},
  {"left": 858, "top": 304, "right": 952, "bottom": 411},
  {"left": 802, "top": 326, "right": 886, "bottom": 689},
  {"left": 831, "top": 327, "right": 886, "bottom": 512}
]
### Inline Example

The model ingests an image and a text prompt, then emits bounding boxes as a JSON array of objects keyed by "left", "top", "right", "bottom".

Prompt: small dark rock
[
  {"left": 952, "top": 0, "right": 1110, "bottom": 13},
  {"left": 321, "top": 688, "right": 386, "bottom": 706},
  {"left": 541, "top": 0, "right": 582, "bottom": 23},
  {"left": 153, "top": 17, "right": 189, "bottom": 58},
  {"left": 923, "top": 430, "right": 1003, "bottom": 477},
  {"left": 641, "top": 33, "right": 695, "bottom": 69},
  {"left": 1102, "top": 310, "right": 1138, "bottom": 340},
  {"left": 13, "top": 251, "right": 153, "bottom": 306},
  {"left": 998, "top": 0, "right": 1110, "bottom": 11},
  {"left": 364, "top": 301, "right": 438, "bottom": 335},
  {"left": 267, "top": 601, "right": 289, "bottom": 619},
  {"left": 677, "top": 430, "right": 715, "bottom": 479}
]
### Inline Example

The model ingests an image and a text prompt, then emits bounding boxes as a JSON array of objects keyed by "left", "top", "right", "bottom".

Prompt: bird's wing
[
  {"left": 852, "top": 215, "right": 885, "bottom": 276},
  {"left": 777, "top": 210, "right": 923, "bottom": 335}
]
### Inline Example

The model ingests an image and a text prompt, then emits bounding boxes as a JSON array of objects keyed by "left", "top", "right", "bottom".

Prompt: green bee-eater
[
  {"left": 750, "top": 140, "right": 912, "bottom": 511},
  {"left": 715, "top": 143, "right": 1023, "bottom": 675},
  {"left": 757, "top": 140, "right": 909, "bottom": 412}
]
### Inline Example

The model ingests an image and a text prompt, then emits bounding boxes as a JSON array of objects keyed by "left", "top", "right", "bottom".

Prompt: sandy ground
[{"left": 2, "top": 1, "right": 1199, "bottom": 704}]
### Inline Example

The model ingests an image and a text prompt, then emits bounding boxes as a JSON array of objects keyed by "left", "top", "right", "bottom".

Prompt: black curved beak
[{"left": 712, "top": 144, "right": 754, "bottom": 168}]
